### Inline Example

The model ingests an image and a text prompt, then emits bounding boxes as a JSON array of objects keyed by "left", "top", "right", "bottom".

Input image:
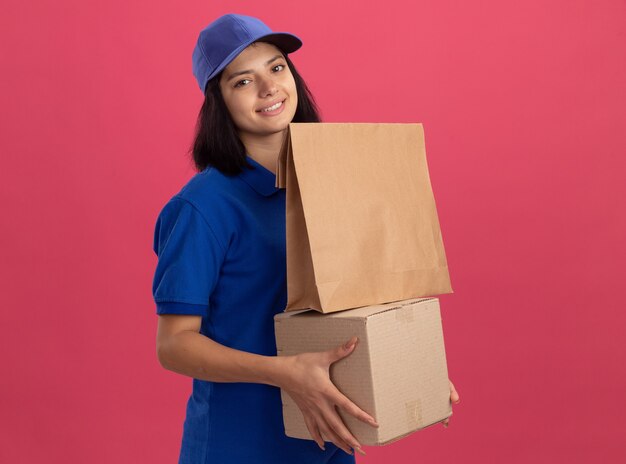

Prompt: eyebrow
[{"left": 225, "top": 55, "right": 285, "bottom": 82}]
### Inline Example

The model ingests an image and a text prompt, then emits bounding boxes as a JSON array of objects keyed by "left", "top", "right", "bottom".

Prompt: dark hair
[{"left": 189, "top": 47, "right": 322, "bottom": 175}]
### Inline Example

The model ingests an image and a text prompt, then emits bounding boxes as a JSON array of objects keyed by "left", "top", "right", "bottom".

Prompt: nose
[{"left": 258, "top": 74, "right": 278, "bottom": 97}]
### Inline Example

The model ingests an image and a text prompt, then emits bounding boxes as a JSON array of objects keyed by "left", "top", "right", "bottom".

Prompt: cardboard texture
[
  {"left": 276, "top": 123, "right": 452, "bottom": 313},
  {"left": 274, "top": 298, "right": 452, "bottom": 446}
]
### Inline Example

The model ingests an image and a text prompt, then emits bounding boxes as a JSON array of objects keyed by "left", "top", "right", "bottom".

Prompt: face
[{"left": 219, "top": 42, "right": 298, "bottom": 139}]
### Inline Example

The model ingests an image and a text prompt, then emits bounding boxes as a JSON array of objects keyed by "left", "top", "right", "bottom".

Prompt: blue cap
[{"left": 192, "top": 14, "right": 302, "bottom": 94}]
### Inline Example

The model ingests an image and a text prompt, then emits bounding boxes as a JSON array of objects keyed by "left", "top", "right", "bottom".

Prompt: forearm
[{"left": 158, "top": 330, "right": 286, "bottom": 387}]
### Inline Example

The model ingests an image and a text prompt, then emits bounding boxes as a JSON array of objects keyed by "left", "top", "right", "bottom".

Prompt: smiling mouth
[{"left": 256, "top": 99, "right": 285, "bottom": 112}]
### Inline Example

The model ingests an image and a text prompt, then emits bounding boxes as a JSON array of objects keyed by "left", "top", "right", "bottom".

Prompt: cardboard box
[{"left": 274, "top": 297, "right": 452, "bottom": 446}]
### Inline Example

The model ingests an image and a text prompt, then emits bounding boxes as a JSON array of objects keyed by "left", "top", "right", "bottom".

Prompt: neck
[{"left": 239, "top": 129, "right": 287, "bottom": 175}]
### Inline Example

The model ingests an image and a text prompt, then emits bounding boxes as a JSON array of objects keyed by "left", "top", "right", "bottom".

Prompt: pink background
[{"left": 2, "top": 0, "right": 625, "bottom": 462}]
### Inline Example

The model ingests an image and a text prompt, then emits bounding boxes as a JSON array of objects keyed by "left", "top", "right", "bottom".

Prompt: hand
[
  {"left": 442, "top": 379, "right": 460, "bottom": 428},
  {"left": 276, "top": 336, "right": 378, "bottom": 456}
]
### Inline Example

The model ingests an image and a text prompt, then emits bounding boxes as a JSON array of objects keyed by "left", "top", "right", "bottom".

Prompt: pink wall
[{"left": 2, "top": 0, "right": 625, "bottom": 462}]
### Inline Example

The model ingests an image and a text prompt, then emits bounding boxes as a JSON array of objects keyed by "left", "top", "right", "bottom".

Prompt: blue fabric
[
  {"left": 192, "top": 14, "right": 302, "bottom": 93},
  {"left": 152, "top": 156, "right": 355, "bottom": 464}
]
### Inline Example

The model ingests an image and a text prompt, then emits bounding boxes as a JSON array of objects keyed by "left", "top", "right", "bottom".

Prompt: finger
[
  {"left": 302, "top": 413, "right": 325, "bottom": 451},
  {"left": 326, "top": 336, "right": 358, "bottom": 364},
  {"left": 334, "top": 389, "right": 379, "bottom": 427},
  {"left": 449, "top": 380, "right": 460, "bottom": 404},
  {"left": 442, "top": 417, "right": 450, "bottom": 428},
  {"left": 314, "top": 411, "right": 353, "bottom": 456},
  {"left": 321, "top": 404, "right": 362, "bottom": 453}
]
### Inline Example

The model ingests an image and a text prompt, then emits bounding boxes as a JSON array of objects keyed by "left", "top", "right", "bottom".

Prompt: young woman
[{"left": 152, "top": 13, "right": 459, "bottom": 464}]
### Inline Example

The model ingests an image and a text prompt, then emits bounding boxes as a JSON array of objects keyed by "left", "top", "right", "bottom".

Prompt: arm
[
  {"left": 156, "top": 315, "right": 376, "bottom": 456},
  {"left": 156, "top": 314, "right": 282, "bottom": 385}
]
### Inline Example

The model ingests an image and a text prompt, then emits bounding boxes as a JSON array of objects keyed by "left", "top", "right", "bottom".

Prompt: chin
[{"left": 259, "top": 116, "right": 295, "bottom": 133}]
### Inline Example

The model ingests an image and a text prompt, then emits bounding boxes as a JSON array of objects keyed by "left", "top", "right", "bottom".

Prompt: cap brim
[
  {"left": 206, "top": 32, "right": 303, "bottom": 84},
  {"left": 255, "top": 32, "right": 302, "bottom": 54}
]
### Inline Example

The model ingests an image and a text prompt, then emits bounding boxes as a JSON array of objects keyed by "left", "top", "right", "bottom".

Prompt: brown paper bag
[{"left": 276, "top": 123, "right": 452, "bottom": 313}]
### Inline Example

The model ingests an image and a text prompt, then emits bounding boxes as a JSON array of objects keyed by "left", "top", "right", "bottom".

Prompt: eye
[
  {"left": 272, "top": 64, "right": 286, "bottom": 72},
  {"left": 234, "top": 78, "right": 251, "bottom": 88}
]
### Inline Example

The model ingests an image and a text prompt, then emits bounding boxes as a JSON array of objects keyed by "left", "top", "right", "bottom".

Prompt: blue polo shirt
[{"left": 152, "top": 156, "right": 355, "bottom": 464}]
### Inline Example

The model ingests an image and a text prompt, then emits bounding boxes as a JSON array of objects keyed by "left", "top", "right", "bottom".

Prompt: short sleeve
[{"left": 151, "top": 196, "right": 226, "bottom": 316}]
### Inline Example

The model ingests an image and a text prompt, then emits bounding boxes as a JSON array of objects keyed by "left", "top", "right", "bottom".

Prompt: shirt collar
[{"left": 238, "top": 155, "right": 280, "bottom": 197}]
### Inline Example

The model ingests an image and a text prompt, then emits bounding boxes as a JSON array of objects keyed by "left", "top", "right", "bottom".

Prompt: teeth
[{"left": 261, "top": 101, "right": 283, "bottom": 112}]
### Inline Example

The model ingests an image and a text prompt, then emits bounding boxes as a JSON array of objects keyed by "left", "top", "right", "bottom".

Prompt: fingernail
[
  {"left": 369, "top": 418, "right": 379, "bottom": 427},
  {"left": 354, "top": 446, "right": 366, "bottom": 456}
]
